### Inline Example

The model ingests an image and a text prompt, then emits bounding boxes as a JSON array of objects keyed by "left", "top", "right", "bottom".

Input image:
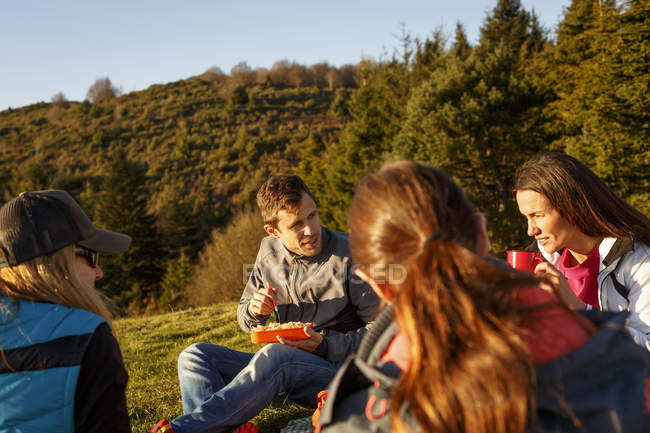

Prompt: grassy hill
[
  {"left": 115, "top": 301, "right": 313, "bottom": 433},
  {"left": 0, "top": 77, "right": 348, "bottom": 216},
  {"left": 0, "top": 74, "right": 354, "bottom": 311}
]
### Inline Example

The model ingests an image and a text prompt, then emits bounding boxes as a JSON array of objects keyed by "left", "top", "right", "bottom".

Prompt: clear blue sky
[{"left": 0, "top": 0, "right": 570, "bottom": 111}]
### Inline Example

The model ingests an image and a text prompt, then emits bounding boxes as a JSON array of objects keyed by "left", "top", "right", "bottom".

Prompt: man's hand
[
  {"left": 534, "top": 261, "right": 586, "bottom": 309},
  {"left": 277, "top": 326, "right": 323, "bottom": 353},
  {"left": 249, "top": 283, "right": 279, "bottom": 316}
]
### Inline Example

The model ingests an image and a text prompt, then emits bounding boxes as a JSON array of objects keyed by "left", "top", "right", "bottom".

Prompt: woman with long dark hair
[
  {"left": 317, "top": 160, "right": 650, "bottom": 433},
  {"left": 515, "top": 152, "right": 650, "bottom": 350},
  {"left": 0, "top": 190, "right": 132, "bottom": 432}
]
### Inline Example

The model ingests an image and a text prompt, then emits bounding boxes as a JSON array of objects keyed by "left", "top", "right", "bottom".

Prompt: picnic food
[
  {"left": 251, "top": 321, "right": 307, "bottom": 331},
  {"left": 250, "top": 321, "right": 313, "bottom": 343}
]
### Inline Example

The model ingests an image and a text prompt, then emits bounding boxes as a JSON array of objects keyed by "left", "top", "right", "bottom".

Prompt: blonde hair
[{"left": 0, "top": 245, "right": 112, "bottom": 321}]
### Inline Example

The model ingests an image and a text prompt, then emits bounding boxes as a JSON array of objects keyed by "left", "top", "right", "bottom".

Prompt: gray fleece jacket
[{"left": 237, "top": 227, "right": 380, "bottom": 363}]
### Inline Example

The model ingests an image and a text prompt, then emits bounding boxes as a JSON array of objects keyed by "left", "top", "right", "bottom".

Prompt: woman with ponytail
[{"left": 316, "top": 160, "right": 650, "bottom": 433}]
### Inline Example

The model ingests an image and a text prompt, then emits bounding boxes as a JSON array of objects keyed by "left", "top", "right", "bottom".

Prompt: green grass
[{"left": 114, "top": 302, "right": 312, "bottom": 433}]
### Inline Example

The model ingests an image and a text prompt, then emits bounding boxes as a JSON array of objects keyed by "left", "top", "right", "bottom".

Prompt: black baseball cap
[{"left": 0, "top": 190, "right": 132, "bottom": 268}]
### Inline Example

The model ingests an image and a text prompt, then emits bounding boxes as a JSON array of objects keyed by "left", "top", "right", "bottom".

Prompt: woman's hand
[{"left": 533, "top": 261, "right": 587, "bottom": 309}]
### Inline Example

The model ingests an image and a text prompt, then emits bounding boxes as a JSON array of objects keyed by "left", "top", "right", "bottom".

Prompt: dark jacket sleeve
[
  {"left": 320, "top": 268, "right": 381, "bottom": 363},
  {"left": 75, "top": 323, "right": 132, "bottom": 433}
]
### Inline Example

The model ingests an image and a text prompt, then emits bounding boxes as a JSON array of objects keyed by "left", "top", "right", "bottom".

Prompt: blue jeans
[{"left": 170, "top": 342, "right": 339, "bottom": 433}]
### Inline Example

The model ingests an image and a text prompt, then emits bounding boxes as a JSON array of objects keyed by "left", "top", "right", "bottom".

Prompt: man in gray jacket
[{"left": 154, "top": 174, "right": 379, "bottom": 433}]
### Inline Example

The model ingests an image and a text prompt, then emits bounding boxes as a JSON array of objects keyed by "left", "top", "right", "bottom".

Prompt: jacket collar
[
  {"left": 599, "top": 237, "right": 634, "bottom": 267},
  {"left": 537, "top": 237, "right": 634, "bottom": 268},
  {"left": 356, "top": 304, "right": 395, "bottom": 361}
]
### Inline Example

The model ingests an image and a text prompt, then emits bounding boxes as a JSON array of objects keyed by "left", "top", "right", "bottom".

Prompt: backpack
[{"left": 317, "top": 306, "right": 420, "bottom": 433}]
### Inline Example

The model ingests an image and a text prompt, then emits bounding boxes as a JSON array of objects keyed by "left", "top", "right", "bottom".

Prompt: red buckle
[{"left": 150, "top": 419, "right": 174, "bottom": 433}]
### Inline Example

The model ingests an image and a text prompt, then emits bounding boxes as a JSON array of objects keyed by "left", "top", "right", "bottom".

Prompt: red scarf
[{"left": 556, "top": 247, "right": 601, "bottom": 309}]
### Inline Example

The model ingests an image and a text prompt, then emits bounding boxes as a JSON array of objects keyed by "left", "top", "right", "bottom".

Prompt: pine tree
[
  {"left": 155, "top": 180, "right": 205, "bottom": 260},
  {"left": 93, "top": 151, "right": 164, "bottom": 309},
  {"left": 320, "top": 56, "right": 413, "bottom": 230},
  {"left": 480, "top": 0, "right": 532, "bottom": 52},
  {"left": 292, "top": 133, "right": 334, "bottom": 224},
  {"left": 567, "top": 0, "right": 649, "bottom": 214},
  {"left": 158, "top": 249, "right": 193, "bottom": 310},
  {"left": 413, "top": 28, "right": 448, "bottom": 81},
  {"left": 547, "top": 0, "right": 649, "bottom": 214},
  {"left": 395, "top": 0, "right": 552, "bottom": 251},
  {"left": 450, "top": 22, "right": 472, "bottom": 60},
  {"left": 544, "top": 0, "right": 603, "bottom": 144}
]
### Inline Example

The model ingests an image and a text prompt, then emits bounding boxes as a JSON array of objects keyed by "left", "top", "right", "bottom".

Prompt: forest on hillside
[{"left": 0, "top": 0, "right": 647, "bottom": 315}]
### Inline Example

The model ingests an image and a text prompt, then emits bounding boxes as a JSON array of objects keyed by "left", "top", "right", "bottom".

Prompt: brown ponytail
[
  {"left": 392, "top": 242, "right": 536, "bottom": 433},
  {"left": 350, "top": 160, "right": 540, "bottom": 433}
]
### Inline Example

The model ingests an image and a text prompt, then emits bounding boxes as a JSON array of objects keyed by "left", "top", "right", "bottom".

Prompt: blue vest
[{"left": 0, "top": 299, "right": 107, "bottom": 433}]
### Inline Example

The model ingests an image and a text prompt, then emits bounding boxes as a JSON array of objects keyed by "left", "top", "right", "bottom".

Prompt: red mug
[{"left": 507, "top": 250, "right": 543, "bottom": 273}]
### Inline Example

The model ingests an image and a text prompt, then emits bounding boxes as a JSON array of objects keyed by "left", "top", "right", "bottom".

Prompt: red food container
[{"left": 250, "top": 323, "right": 313, "bottom": 343}]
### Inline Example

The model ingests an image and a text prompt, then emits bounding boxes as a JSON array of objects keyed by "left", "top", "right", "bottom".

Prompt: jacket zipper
[
  {"left": 291, "top": 257, "right": 304, "bottom": 317},
  {"left": 310, "top": 288, "right": 318, "bottom": 323}
]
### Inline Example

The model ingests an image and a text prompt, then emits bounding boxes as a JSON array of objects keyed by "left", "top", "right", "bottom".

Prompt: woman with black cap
[{"left": 0, "top": 190, "right": 132, "bottom": 432}]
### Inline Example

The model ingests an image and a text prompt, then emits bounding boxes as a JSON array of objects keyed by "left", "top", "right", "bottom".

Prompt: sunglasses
[{"left": 74, "top": 246, "right": 99, "bottom": 268}]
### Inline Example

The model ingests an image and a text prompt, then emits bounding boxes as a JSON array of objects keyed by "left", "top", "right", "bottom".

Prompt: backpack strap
[{"left": 608, "top": 255, "right": 629, "bottom": 301}]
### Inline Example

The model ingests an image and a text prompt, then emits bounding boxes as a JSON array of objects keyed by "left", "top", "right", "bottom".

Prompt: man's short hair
[{"left": 256, "top": 174, "right": 317, "bottom": 227}]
